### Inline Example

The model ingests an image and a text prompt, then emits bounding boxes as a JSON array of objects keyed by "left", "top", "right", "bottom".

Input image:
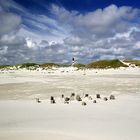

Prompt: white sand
[{"left": 0, "top": 67, "right": 140, "bottom": 140}]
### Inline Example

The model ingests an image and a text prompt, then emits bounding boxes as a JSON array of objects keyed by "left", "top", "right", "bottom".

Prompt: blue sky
[
  {"left": 0, "top": 0, "right": 140, "bottom": 64},
  {"left": 14, "top": 0, "right": 140, "bottom": 12}
]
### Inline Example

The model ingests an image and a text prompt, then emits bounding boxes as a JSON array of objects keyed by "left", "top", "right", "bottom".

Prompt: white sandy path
[
  {"left": 0, "top": 71, "right": 140, "bottom": 100},
  {"left": 0, "top": 95, "right": 140, "bottom": 140},
  {"left": 0, "top": 67, "right": 140, "bottom": 85}
]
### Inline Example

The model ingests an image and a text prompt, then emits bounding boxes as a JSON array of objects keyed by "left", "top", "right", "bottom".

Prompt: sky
[{"left": 0, "top": 0, "right": 140, "bottom": 65}]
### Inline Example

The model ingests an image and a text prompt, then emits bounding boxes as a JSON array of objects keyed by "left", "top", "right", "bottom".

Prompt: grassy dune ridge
[
  {"left": 86, "top": 59, "right": 128, "bottom": 69},
  {"left": 0, "top": 59, "right": 140, "bottom": 69},
  {"left": 124, "top": 60, "right": 140, "bottom": 67}
]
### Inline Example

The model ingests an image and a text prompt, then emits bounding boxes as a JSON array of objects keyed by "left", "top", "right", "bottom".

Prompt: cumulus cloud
[
  {"left": 0, "top": 34, "right": 25, "bottom": 46},
  {"left": 135, "top": 42, "right": 140, "bottom": 49},
  {"left": 0, "top": 12, "right": 21, "bottom": 36},
  {"left": 0, "top": 46, "right": 8, "bottom": 55},
  {"left": 63, "top": 36, "right": 83, "bottom": 46},
  {"left": 0, "top": 5, "right": 21, "bottom": 37},
  {"left": 26, "top": 38, "right": 38, "bottom": 49},
  {"left": 39, "top": 40, "right": 49, "bottom": 47},
  {"left": 52, "top": 4, "right": 139, "bottom": 38},
  {"left": 75, "top": 5, "right": 138, "bottom": 27}
]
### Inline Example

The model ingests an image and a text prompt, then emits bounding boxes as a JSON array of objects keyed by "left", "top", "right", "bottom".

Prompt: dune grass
[
  {"left": 0, "top": 65, "right": 11, "bottom": 69},
  {"left": 16, "top": 63, "right": 40, "bottom": 68},
  {"left": 124, "top": 60, "right": 140, "bottom": 67},
  {"left": 86, "top": 59, "right": 128, "bottom": 69},
  {"left": 73, "top": 63, "right": 86, "bottom": 69},
  {"left": 1, "top": 59, "right": 140, "bottom": 69}
]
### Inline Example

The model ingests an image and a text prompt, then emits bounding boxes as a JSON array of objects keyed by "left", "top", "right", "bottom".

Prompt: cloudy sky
[{"left": 0, "top": 0, "right": 140, "bottom": 65}]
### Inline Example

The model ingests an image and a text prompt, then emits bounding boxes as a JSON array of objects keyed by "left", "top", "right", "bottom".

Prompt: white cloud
[
  {"left": 26, "top": 38, "right": 37, "bottom": 49},
  {"left": 0, "top": 11, "right": 21, "bottom": 36},
  {"left": 135, "top": 41, "right": 140, "bottom": 49},
  {"left": 39, "top": 40, "right": 49, "bottom": 47},
  {"left": 63, "top": 36, "right": 83, "bottom": 46},
  {"left": 76, "top": 4, "right": 138, "bottom": 27},
  {"left": 108, "top": 27, "right": 140, "bottom": 42},
  {"left": 0, "top": 46, "right": 8, "bottom": 55},
  {"left": 52, "top": 4, "right": 139, "bottom": 38},
  {"left": 0, "top": 34, "right": 25, "bottom": 46}
]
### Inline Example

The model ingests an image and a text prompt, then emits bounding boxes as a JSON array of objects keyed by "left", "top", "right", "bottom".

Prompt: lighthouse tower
[{"left": 72, "top": 57, "right": 75, "bottom": 66}]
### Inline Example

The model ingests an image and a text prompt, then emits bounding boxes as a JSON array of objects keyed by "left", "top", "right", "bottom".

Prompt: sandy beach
[{"left": 0, "top": 67, "right": 140, "bottom": 140}]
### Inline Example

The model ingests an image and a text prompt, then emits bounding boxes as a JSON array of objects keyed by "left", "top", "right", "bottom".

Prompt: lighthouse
[{"left": 72, "top": 57, "right": 75, "bottom": 66}]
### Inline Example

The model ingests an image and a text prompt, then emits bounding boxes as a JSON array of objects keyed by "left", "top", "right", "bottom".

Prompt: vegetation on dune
[
  {"left": 0, "top": 65, "right": 11, "bottom": 69},
  {"left": 40, "top": 63, "right": 70, "bottom": 68},
  {"left": 40, "top": 63, "right": 60, "bottom": 68},
  {"left": 59, "top": 64, "right": 71, "bottom": 67},
  {"left": 13, "top": 63, "right": 40, "bottom": 70},
  {"left": 124, "top": 60, "right": 140, "bottom": 67},
  {"left": 86, "top": 59, "right": 128, "bottom": 69},
  {"left": 1, "top": 59, "right": 140, "bottom": 69},
  {"left": 17, "top": 63, "right": 40, "bottom": 68},
  {"left": 73, "top": 63, "right": 86, "bottom": 69},
  {"left": 0, "top": 62, "right": 70, "bottom": 69}
]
